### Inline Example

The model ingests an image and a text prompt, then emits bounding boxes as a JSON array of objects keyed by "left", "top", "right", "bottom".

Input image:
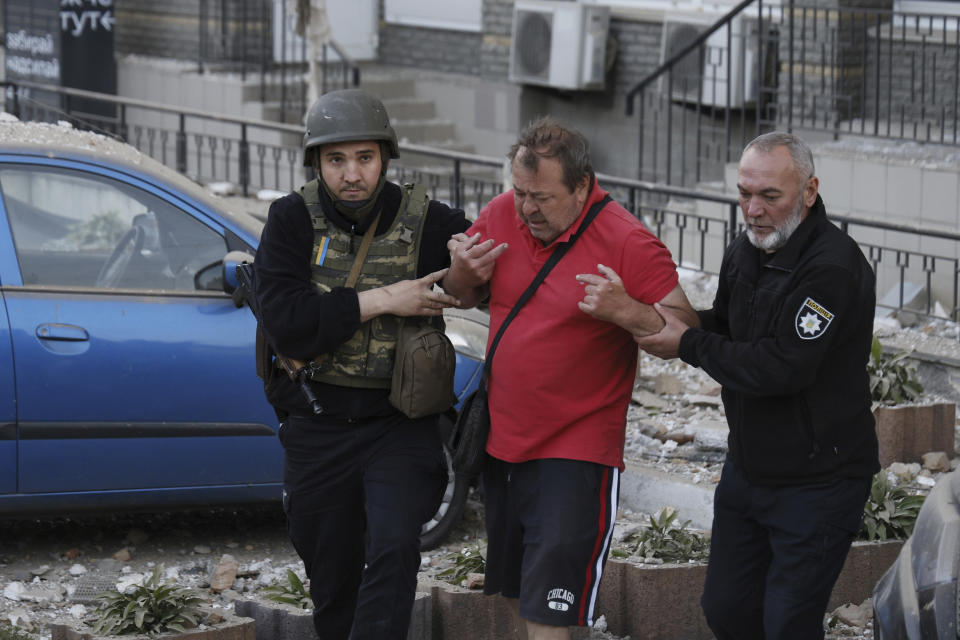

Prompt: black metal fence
[
  {"left": 4, "top": 81, "right": 960, "bottom": 324},
  {"left": 0, "top": 81, "right": 503, "bottom": 209},
  {"left": 626, "top": 0, "right": 960, "bottom": 187}
]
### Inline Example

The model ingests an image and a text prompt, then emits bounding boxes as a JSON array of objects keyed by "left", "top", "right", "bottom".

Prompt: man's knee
[{"left": 524, "top": 619, "right": 570, "bottom": 640}]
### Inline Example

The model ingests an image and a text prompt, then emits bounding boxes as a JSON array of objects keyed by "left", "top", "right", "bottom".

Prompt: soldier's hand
[{"left": 359, "top": 269, "right": 461, "bottom": 321}]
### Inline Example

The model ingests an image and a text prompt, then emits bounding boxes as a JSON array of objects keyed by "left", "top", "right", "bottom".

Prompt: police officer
[
  {"left": 636, "top": 131, "right": 879, "bottom": 640},
  {"left": 254, "top": 89, "right": 470, "bottom": 640}
]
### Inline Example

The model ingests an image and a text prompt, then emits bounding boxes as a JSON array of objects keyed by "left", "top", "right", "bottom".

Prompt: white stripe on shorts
[{"left": 586, "top": 466, "right": 620, "bottom": 627}]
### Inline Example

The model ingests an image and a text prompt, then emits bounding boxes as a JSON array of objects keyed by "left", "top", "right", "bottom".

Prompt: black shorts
[{"left": 482, "top": 457, "right": 620, "bottom": 628}]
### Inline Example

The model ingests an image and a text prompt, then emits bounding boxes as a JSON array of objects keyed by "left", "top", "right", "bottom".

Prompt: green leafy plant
[
  {"left": 859, "top": 471, "right": 926, "bottom": 541},
  {"left": 92, "top": 565, "right": 205, "bottom": 636},
  {"left": 0, "top": 622, "right": 35, "bottom": 640},
  {"left": 438, "top": 542, "right": 486, "bottom": 585},
  {"left": 262, "top": 569, "right": 311, "bottom": 609},
  {"left": 867, "top": 335, "right": 924, "bottom": 404},
  {"left": 617, "top": 508, "right": 710, "bottom": 564}
]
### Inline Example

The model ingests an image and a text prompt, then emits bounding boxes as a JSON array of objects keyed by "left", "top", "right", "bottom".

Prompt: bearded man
[{"left": 630, "top": 131, "right": 880, "bottom": 640}]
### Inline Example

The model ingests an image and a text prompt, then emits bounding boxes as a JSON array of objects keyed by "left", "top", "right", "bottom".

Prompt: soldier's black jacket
[
  {"left": 678, "top": 196, "right": 880, "bottom": 486},
  {"left": 255, "top": 180, "right": 470, "bottom": 419}
]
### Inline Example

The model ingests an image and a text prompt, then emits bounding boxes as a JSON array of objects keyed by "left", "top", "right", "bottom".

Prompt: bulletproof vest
[{"left": 300, "top": 179, "right": 429, "bottom": 388}]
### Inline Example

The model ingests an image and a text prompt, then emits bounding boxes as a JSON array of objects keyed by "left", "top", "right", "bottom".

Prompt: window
[
  {"left": 895, "top": 0, "right": 960, "bottom": 15},
  {"left": 0, "top": 165, "right": 226, "bottom": 291},
  {"left": 384, "top": 0, "right": 482, "bottom": 32}
]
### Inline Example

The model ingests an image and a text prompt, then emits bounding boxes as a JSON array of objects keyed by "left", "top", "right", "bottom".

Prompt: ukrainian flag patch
[
  {"left": 314, "top": 236, "right": 330, "bottom": 266},
  {"left": 795, "top": 296, "right": 833, "bottom": 340}
]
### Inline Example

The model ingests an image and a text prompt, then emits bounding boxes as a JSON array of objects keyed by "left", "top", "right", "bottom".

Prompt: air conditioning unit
[
  {"left": 659, "top": 14, "right": 760, "bottom": 109},
  {"left": 509, "top": 0, "right": 610, "bottom": 91}
]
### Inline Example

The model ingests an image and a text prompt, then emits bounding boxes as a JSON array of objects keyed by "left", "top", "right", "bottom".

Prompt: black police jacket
[{"left": 678, "top": 196, "right": 880, "bottom": 486}]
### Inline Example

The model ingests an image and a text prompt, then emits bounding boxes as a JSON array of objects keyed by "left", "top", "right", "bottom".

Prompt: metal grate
[{"left": 71, "top": 576, "right": 118, "bottom": 604}]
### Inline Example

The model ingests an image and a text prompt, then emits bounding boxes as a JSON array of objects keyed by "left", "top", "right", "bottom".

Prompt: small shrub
[
  {"left": 867, "top": 335, "right": 924, "bottom": 405},
  {"left": 859, "top": 471, "right": 926, "bottom": 541},
  {"left": 262, "top": 569, "right": 311, "bottom": 609},
  {"left": 618, "top": 507, "right": 710, "bottom": 564},
  {"left": 92, "top": 565, "right": 205, "bottom": 636},
  {"left": 0, "top": 622, "right": 35, "bottom": 640},
  {"left": 438, "top": 542, "right": 486, "bottom": 585}
]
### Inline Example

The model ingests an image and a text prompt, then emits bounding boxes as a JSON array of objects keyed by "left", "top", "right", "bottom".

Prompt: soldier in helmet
[{"left": 254, "top": 89, "right": 471, "bottom": 640}]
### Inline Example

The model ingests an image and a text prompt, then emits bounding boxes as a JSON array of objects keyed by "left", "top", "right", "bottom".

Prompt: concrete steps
[
  {"left": 393, "top": 119, "right": 457, "bottom": 146},
  {"left": 359, "top": 74, "right": 473, "bottom": 154},
  {"left": 245, "top": 67, "right": 475, "bottom": 155},
  {"left": 381, "top": 97, "right": 436, "bottom": 120}
]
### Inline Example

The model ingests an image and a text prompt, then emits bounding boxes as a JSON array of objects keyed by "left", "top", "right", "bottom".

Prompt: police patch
[{"left": 795, "top": 297, "right": 833, "bottom": 339}]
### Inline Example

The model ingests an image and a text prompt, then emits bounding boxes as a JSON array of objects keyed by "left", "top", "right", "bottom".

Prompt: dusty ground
[{"left": 0, "top": 487, "right": 881, "bottom": 640}]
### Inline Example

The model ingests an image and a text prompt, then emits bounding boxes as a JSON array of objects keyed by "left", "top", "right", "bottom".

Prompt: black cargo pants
[{"left": 279, "top": 412, "right": 446, "bottom": 640}]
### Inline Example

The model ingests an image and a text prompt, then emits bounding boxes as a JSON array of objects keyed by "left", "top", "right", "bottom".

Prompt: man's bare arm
[
  {"left": 634, "top": 303, "right": 691, "bottom": 360},
  {"left": 655, "top": 285, "right": 700, "bottom": 334}
]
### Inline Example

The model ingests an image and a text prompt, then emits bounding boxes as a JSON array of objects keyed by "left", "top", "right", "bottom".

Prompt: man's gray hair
[
  {"left": 743, "top": 131, "right": 815, "bottom": 182},
  {"left": 508, "top": 116, "right": 595, "bottom": 193}
]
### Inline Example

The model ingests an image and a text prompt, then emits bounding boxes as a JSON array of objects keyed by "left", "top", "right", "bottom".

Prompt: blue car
[{"left": 0, "top": 119, "right": 484, "bottom": 549}]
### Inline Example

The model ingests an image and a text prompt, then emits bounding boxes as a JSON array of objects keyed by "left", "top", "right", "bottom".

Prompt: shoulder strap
[
  {"left": 301, "top": 180, "right": 330, "bottom": 232},
  {"left": 345, "top": 210, "right": 382, "bottom": 289},
  {"left": 404, "top": 182, "right": 429, "bottom": 216},
  {"left": 483, "top": 193, "right": 612, "bottom": 380}
]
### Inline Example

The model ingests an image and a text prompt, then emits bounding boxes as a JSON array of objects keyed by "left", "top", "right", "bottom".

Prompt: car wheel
[{"left": 420, "top": 421, "right": 472, "bottom": 551}]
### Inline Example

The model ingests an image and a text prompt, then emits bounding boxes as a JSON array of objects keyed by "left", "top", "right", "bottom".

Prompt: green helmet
[{"left": 302, "top": 89, "right": 399, "bottom": 166}]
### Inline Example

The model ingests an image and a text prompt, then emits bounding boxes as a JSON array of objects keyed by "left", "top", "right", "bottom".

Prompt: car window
[{"left": 0, "top": 164, "right": 227, "bottom": 291}]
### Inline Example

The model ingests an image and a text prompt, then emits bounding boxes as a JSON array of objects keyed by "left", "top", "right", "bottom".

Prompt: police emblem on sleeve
[{"left": 795, "top": 297, "right": 834, "bottom": 339}]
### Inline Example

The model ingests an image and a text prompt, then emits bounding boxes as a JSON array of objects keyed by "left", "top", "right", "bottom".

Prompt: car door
[
  {"left": 0, "top": 157, "right": 281, "bottom": 500},
  {"left": 0, "top": 290, "right": 15, "bottom": 495}
]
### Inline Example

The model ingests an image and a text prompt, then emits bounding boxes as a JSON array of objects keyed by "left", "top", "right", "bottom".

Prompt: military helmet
[{"left": 302, "top": 89, "right": 399, "bottom": 166}]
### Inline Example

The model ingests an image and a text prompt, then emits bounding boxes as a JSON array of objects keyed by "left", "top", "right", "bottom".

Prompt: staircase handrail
[
  {"left": 326, "top": 38, "right": 361, "bottom": 87},
  {"left": 625, "top": 0, "right": 757, "bottom": 116}
]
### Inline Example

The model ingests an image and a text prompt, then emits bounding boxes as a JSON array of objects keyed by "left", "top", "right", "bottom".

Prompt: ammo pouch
[{"left": 389, "top": 320, "right": 457, "bottom": 419}]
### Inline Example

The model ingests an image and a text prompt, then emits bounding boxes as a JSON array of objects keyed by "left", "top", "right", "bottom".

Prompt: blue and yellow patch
[{"left": 314, "top": 236, "right": 330, "bottom": 266}]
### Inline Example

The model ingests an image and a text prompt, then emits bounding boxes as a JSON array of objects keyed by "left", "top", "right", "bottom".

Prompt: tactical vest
[{"left": 300, "top": 179, "right": 430, "bottom": 388}]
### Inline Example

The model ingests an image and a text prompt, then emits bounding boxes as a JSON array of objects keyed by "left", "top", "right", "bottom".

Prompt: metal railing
[
  {"left": 197, "top": 0, "right": 360, "bottom": 123},
  {"left": 0, "top": 81, "right": 500, "bottom": 208},
  {"left": 4, "top": 81, "right": 960, "bottom": 323},
  {"left": 625, "top": 0, "right": 960, "bottom": 187}
]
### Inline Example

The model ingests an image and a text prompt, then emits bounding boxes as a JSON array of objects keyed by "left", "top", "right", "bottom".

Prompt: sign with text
[
  {"left": 59, "top": 0, "right": 116, "bottom": 121},
  {"left": 5, "top": 0, "right": 61, "bottom": 84}
]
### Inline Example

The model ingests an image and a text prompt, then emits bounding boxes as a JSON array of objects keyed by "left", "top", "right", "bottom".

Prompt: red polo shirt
[{"left": 468, "top": 183, "right": 679, "bottom": 468}]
